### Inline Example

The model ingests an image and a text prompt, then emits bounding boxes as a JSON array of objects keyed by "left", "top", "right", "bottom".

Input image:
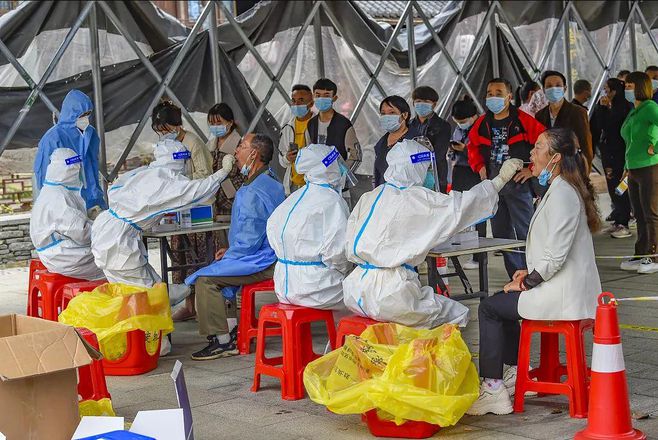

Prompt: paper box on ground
[{"left": 0, "top": 314, "right": 99, "bottom": 440}]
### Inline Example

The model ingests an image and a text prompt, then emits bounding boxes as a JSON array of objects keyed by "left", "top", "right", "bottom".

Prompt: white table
[{"left": 426, "top": 238, "right": 525, "bottom": 301}]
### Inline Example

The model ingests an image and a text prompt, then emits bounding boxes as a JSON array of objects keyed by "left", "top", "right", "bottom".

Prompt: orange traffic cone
[{"left": 575, "top": 292, "right": 645, "bottom": 440}]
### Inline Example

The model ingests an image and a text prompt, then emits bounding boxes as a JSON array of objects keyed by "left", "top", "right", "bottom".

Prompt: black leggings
[{"left": 478, "top": 291, "right": 522, "bottom": 379}]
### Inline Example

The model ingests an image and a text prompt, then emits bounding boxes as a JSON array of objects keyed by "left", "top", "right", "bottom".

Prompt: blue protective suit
[
  {"left": 185, "top": 168, "right": 285, "bottom": 298},
  {"left": 34, "top": 89, "right": 106, "bottom": 210}
]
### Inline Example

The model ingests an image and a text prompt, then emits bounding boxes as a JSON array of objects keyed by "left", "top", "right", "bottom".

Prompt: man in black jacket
[{"left": 409, "top": 86, "right": 452, "bottom": 193}]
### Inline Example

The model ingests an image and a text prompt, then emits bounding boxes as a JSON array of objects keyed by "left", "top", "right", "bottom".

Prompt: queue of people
[{"left": 28, "top": 65, "right": 658, "bottom": 416}]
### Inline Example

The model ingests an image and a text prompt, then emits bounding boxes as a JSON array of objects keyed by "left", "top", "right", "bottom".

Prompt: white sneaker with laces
[
  {"left": 466, "top": 382, "right": 513, "bottom": 416},
  {"left": 620, "top": 259, "right": 641, "bottom": 272},
  {"left": 610, "top": 225, "right": 632, "bottom": 239},
  {"left": 503, "top": 366, "right": 517, "bottom": 397},
  {"left": 462, "top": 258, "right": 479, "bottom": 270},
  {"left": 638, "top": 258, "right": 658, "bottom": 274}
]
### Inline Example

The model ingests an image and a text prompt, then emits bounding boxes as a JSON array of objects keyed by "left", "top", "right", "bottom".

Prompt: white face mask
[{"left": 76, "top": 116, "right": 90, "bottom": 132}]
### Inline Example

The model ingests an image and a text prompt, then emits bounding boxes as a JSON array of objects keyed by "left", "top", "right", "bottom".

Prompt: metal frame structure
[{"left": 1, "top": 0, "right": 658, "bottom": 180}]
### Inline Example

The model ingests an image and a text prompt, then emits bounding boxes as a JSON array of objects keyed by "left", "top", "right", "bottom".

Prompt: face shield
[
  {"left": 336, "top": 154, "right": 358, "bottom": 189},
  {"left": 413, "top": 136, "right": 439, "bottom": 192}
]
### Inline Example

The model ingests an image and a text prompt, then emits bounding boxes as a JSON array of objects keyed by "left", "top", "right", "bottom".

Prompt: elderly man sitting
[{"left": 186, "top": 133, "right": 285, "bottom": 360}]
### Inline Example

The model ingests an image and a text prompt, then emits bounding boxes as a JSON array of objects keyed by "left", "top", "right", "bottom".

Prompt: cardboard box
[{"left": 0, "top": 314, "right": 99, "bottom": 440}]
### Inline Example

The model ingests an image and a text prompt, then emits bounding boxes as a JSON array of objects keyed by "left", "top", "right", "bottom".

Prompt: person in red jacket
[{"left": 468, "top": 78, "right": 546, "bottom": 278}]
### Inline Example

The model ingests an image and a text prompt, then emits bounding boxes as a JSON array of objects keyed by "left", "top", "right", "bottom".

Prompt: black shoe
[
  {"left": 229, "top": 326, "right": 238, "bottom": 344},
  {"left": 191, "top": 336, "right": 238, "bottom": 361}
]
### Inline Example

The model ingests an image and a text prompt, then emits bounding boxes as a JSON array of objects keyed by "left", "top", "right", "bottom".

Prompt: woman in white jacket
[{"left": 468, "top": 128, "right": 602, "bottom": 416}]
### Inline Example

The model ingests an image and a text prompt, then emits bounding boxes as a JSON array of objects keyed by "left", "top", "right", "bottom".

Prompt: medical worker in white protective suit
[
  {"left": 267, "top": 143, "right": 351, "bottom": 310},
  {"left": 30, "top": 148, "right": 105, "bottom": 280},
  {"left": 343, "top": 139, "right": 522, "bottom": 328},
  {"left": 91, "top": 139, "right": 234, "bottom": 297}
]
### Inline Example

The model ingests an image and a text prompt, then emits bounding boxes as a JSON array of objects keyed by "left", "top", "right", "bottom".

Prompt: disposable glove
[{"left": 491, "top": 158, "right": 523, "bottom": 191}]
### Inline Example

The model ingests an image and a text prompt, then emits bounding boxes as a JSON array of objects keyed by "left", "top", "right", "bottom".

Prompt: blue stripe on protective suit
[
  {"left": 33, "top": 90, "right": 107, "bottom": 210},
  {"left": 280, "top": 183, "right": 309, "bottom": 300},
  {"left": 184, "top": 171, "right": 285, "bottom": 299},
  {"left": 43, "top": 180, "right": 81, "bottom": 192}
]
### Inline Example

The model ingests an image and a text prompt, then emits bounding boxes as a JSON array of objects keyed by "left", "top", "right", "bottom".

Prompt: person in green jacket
[{"left": 620, "top": 71, "right": 658, "bottom": 274}]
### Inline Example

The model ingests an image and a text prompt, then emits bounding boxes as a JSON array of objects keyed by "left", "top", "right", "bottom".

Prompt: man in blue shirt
[
  {"left": 186, "top": 133, "right": 285, "bottom": 360},
  {"left": 33, "top": 89, "right": 106, "bottom": 212}
]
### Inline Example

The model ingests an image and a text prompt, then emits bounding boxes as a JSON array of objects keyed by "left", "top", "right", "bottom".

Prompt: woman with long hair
[
  {"left": 619, "top": 71, "right": 658, "bottom": 274},
  {"left": 516, "top": 80, "right": 541, "bottom": 115},
  {"left": 467, "top": 128, "right": 602, "bottom": 416},
  {"left": 590, "top": 77, "right": 634, "bottom": 238}
]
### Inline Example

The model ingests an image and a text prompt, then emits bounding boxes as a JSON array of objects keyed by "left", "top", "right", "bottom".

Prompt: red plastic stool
[
  {"left": 27, "top": 269, "right": 85, "bottom": 320},
  {"left": 102, "top": 330, "right": 162, "bottom": 376},
  {"left": 60, "top": 280, "right": 107, "bottom": 314},
  {"left": 336, "top": 315, "right": 381, "bottom": 347},
  {"left": 26, "top": 259, "right": 46, "bottom": 316},
  {"left": 252, "top": 303, "right": 336, "bottom": 400},
  {"left": 76, "top": 328, "right": 111, "bottom": 402},
  {"left": 237, "top": 279, "right": 280, "bottom": 354},
  {"left": 364, "top": 410, "right": 440, "bottom": 438},
  {"left": 514, "top": 319, "right": 594, "bottom": 418}
]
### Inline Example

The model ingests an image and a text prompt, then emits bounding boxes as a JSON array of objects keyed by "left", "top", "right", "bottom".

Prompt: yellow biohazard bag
[
  {"left": 59, "top": 283, "right": 173, "bottom": 360},
  {"left": 303, "top": 323, "right": 479, "bottom": 426},
  {"left": 79, "top": 398, "right": 116, "bottom": 417}
]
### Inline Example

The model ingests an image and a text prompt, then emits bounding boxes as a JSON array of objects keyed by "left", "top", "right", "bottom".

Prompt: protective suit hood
[
  {"left": 294, "top": 144, "right": 342, "bottom": 189},
  {"left": 44, "top": 148, "right": 82, "bottom": 188},
  {"left": 58, "top": 89, "right": 93, "bottom": 126},
  {"left": 383, "top": 139, "right": 430, "bottom": 188},
  {"left": 151, "top": 138, "right": 190, "bottom": 173}
]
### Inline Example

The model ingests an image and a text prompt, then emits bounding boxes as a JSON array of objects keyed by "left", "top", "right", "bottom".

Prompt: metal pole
[
  {"left": 493, "top": 0, "right": 539, "bottom": 75},
  {"left": 245, "top": 1, "right": 322, "bottom": 133},
  {"left": 407, "top": 2, "right": 417, "bottom": 93},
  {"left": 89, "top": 3, "right": 108, "bottom": 199},
  {"left": 0, "top": 2, "right": 93, "bottom": 154},
  {"left": 320, "top": 1, "right": 387, "bottom": 97},
  {"left": 109, "top": 1, "right": 214, "bottom": 180},
  {"left": 489, "top": 4, "right": 500, "bottom": 77},
  {"left": 208, "top": 1, "right": 222, "bottom": 103},
  {"left": 635, "top": 4, "right": 658, "bottom": 59},
  {"left": 313, "top": 7, "right": 325, "bottom": 78},
  {"left": 217, "top": 1, "right": 292, "bottom": 105},
  {"left": 535, "top": 3, "right": 571, "bottom": 80},
  {"left": 460, "top": 3, "right": 497, "bottom": 79},
  {"left": 0, "top": 40, "right": 59, "bottom": 115},
  {"left": 412, "top": 1, "right": 484, "bottom": 113},
  {"left": 563, "top": 2, "right": 573, "bottom": 100},
  {"left": 351, "top": 1, "right": 413, "bottom": 121},
  {"left": 97, "top": 1, "right": 207, "bottom": 144},
  {"left": 629, "top": 1, "right": 637, "bottom": 71},
  {"left": 569, "top": 3, "right": 606, "bottom": 68}
]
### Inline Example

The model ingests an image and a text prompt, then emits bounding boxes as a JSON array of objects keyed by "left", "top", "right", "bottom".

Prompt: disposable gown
[
  {"left": 266, "top": 144, "right": 350, "bottom": 309},
  {"left": 29, "top": 148, "right": 105, "bottom": 280},
  {"left": 185, "top": 168, "right": 285, "bottom": 298},
  {"left": 91, "top": 140, "right": 230, "bottom": 287},
  {"left": 343, "top": 139, "right": 500, "bottom": 328},
  {"left": 33, "top": 89, "right": 106, "bottom": 210}
]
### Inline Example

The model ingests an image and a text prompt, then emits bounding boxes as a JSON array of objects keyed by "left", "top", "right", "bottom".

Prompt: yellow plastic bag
[
  {"left": 59, "top": 283, "right": 173, "bottom": 360},
  {"left": 79, "top": 398, "right": 116, "bottom": 417},
  {"left": 303, "top": 323, "right": 479, "bottom": 426}
]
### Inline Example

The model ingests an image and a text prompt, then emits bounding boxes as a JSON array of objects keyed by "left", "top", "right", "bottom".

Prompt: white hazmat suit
[
  {"left": 267, "top": 144, "right": 351, "bottom": 310},
  {"left": 30, "top": 148, "right": 105, "bottom": 280},
  {"left": 343, "top": 139, "right": 522, "bottom": 328},
  {"left": 91, "top": 139, "right": 233, "bottom": 288}
]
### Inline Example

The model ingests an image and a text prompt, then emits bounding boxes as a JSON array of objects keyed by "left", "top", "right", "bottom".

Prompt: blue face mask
[
  {"left": 652, "top": 79, "right": 658, "bottom": 91},
  {"left": 414, "top": 102, "right": 434, "bottom": 118},
  {"left": 545, "top": 87, "right": 565, "bottom": 103},
  {"left": 423, "top": 171, "right": 436, "bottom": 190},
  {"left": 485, "top": 97, "right": 507, "bottom": 114},
  {"left": 379, "top": 114, "right": 402, "bottom": 133},
  {"left": 209, "top": 125, "right": 227, "bottom": 138},
  {"left": 291, "top": 105, "right": 309, "bottom": 118},
  {"left": 315, "top": 97, "right": 333, "bottom": 112},
  {"left": 538, "top": 153, "right": 559, "bottom": 186},
  {"left": 456, "top": 120, "right": 474, "bottom": 130},
  {"left": 625, "top": 89, "right": 636, "bottom": 103}
]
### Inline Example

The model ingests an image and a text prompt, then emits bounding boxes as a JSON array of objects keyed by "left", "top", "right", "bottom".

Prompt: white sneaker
[
  {"left": 629, "top": 219, "right": 637, "bottom": 230},
  {"left": 610, "top": 225, "right": 632, "bottom": 239},
  {"left": 503, "top": 366, "right": 517, "bottom": 397},
  {"left": 462, "top": 258, "right": 479, "bottom": 270},
  {"left": 620, "top": 259, "right": 641, "bottom": 272},
  {"left": 466, "top": 382, "right": 513, "bottom": 416},
  {"left": 638, "top": 258, "right": 658, "bottom": 274}
]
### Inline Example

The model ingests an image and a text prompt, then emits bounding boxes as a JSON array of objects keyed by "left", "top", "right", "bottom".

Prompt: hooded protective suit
[
  {"left": 34, "top": 89, "right": 106, "bottom": 210},
  {"left": 29, "top": 148, "right": 105, "bottom": 280},
  {"left": 91, "top": 139, "right": 231, "bottom": 287},
  {"left": 266, "top": 144, "right": 351, "bottom": 309},
  {"left": 343, "top": 139, "right": 502, "bottom": 328}
]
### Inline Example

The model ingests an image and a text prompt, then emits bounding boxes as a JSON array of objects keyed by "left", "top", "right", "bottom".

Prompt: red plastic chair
[
  {"left": 76, "top": 328, "right": 111, "bottom": 402},
  {"left": 336, "top": 315, "right": 381, "bottom": 347},
  {"left": 102, "top": 330, "right": 162, "bottom": 376},
  {"left": 252, "top": 303, "right": 336, "bottom": 400},
  {"left": 237, "top": 279, "right": 280, "bottom": 354},
  {"left": 27, "top": 269, "right": 85, "bottom": 320},
  {"left": 60, "top": 280, "right": 107, "bottom": 313},
  {"left": 364, "top": 410, "right": 440, "bottom": 439},
  {"left": 514, "top": 319, "right": 594, "bottom": 418}
]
